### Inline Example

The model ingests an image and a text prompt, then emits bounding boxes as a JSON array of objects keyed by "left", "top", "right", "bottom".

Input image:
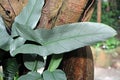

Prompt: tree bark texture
[
  {"left": 0, "top": 0, "right": 28, "bottom": 27},
  {"left": 62, "top": 46, "right": 93, "bottom": 80},
  {"left": 0, "top": 0, "right": 96, "bottom": 80}
]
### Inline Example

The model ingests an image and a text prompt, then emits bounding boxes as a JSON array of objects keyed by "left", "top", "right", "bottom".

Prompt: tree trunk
[
  {"left": 97, "top": 0, "right": 102, "bottom": 23},
  {"left": 0, "top": 0, "right": 96, "bottom": 80},
  {"left": 38, "top": 0, "right": 95, "bottom": 80}
]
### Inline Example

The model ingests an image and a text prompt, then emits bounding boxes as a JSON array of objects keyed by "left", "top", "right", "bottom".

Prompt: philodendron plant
[{"left": 0, "top": 0, "right": 117, "bottom": 80}]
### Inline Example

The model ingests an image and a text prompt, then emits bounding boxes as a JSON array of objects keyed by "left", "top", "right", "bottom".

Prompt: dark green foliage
[
  {"left": 90, "top": 1, "right": 120, "bottom": 30},
  {"left": 94, "top": 37, "right": 120, "bottom": 50},
  {"left": 2, "top": 58, "right": 18, "bottom": 80}
]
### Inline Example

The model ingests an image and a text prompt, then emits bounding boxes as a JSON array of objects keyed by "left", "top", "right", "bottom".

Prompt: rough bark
[
  {"left": 38, "top": 0, "right": 90, "bottom": 29},
  {"left": 0, "top": 0, "right": 95, "bottom": 80},
  {"left": 62, "top": 46, "right": 93, "bottom": 80},
  {"left": 0, "top": 0, "right": 28, "bottom": 27}
]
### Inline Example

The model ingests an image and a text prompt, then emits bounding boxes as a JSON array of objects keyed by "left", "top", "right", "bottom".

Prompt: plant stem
[
  {"left": 48, "top": 54, "right": 63, "bottom": 72},
  {"left": 32, "top": 55, "right": 39, "bottom": 72}
]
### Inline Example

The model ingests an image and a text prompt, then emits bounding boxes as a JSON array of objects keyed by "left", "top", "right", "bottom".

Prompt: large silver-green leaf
[
  {"left": 43, "top": 70, "right": 67, "bottom": 80},
  {"left": 18, "top": 72, "right": 42, "bottom": 80},
  {"left": 0, "top": 16, "right": 12, "bottom": 51},
  {"left": 11, "top": 22, "right": 117, "bottom": 56},
  {"left": 11, "top": 0, "right": 44, "bottom": 37}
]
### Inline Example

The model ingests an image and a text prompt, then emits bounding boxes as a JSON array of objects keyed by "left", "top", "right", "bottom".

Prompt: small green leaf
[
  {"left": 48, "top": 54, "right": 63, "bottom": 72},
  {"left": 43, "top": 69, "right": 67, "bottom": 80},
  {"left": 23, "top": 54, "right": 45, "bottom": 71},
  {"left": 18, "top": 72, "right": 42, "bottom": 80},
  {"left": 0, "top": 16, "right": 12, "bottom": 51}
]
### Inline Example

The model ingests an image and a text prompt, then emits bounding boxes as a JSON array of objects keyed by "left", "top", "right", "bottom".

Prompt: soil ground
[
  {"left": 95, "top": 67, "right": 120, "bottom": 80},
  {"left": 93, "top": 47, "right": 120, "bottom": 80}
]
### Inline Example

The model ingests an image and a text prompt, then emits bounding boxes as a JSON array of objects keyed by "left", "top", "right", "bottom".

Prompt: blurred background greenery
[
  {"left": 90, "top": 0, "right": 120, "bottom": 69},
  {"left": 91, "top": 0, "right": 120, "bottom": 51},
  {"left": 91, "top": 0, "right": 120, "bottom": 30}
]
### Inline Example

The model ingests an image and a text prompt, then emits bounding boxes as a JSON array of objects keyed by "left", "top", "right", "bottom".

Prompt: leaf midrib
[
  {"left": 25, "top": 0, "right": 38, "bottom": 25},
  {"left": 42, "top": 33, "right": 107, "bottom": 46}
]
